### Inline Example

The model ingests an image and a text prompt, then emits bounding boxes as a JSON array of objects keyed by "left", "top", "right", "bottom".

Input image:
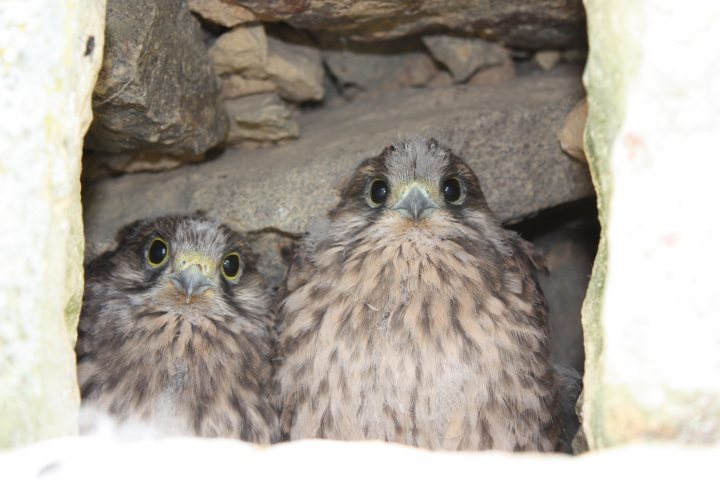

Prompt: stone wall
[{"left": 0, "top": 0, "right": 105, "bottom": 448}]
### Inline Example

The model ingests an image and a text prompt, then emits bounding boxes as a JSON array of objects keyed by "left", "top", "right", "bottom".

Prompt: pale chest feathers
[
  {"left": 78, "top": 308, "right": 275, "bottom": 441},
  {"left": 278, "top": 234, "right": 558, "bottom": 451}
]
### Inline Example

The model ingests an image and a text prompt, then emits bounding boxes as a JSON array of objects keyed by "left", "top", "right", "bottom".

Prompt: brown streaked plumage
[
  {"left": 76, "top": 215, "right": 278, "bottom": 442},
  {"left": 275, "top": 138, "right": 562, "bottom": 451}
]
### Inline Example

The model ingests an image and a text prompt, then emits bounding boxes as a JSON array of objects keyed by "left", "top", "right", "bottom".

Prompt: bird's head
[
  {"left": 101, "top": 215, "right": 267, "bottom": 318},
  {"left": 330, "top": 138, "right": 495, "bottom": 240}
]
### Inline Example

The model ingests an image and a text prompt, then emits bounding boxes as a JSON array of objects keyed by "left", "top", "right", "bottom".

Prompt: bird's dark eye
[
  {"left": 222, "top": 253, "right": 242, "bottom": 280},
  {"left": 369, "top": 179, "right": 389, "bottom": 207},
  {"left": 442, "top": 177, "right": 463, "bottom": 204},
  {"left": 147, "top": 237, "right": 169, "bottom": 267}
]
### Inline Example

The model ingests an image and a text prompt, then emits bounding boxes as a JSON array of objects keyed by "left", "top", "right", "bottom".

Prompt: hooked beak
[
  {"left": 392, "top": 185, "right": 438, "bottom": 221},
  {"left": 170, "top": 264, "right": 213, "bottom": 303}
]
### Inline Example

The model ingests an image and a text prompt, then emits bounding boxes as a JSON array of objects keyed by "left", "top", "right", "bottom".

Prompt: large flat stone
[
  {"left": 0, "top": 0, "right": 105, "bottom": 449},
  {"left": 232, "top": 0, "right": 586, "bottom": 49},
  {"left": 84, "top": 70, "right": 592, "bottom": 264},
  {"left": 85, "top": 0, "right": 228, "bottom": 156}
]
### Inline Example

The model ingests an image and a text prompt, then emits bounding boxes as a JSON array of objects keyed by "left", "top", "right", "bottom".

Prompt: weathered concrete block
[
  {"left": 0, "top": 0, "right": 105, "bottom": 449},
  {"left": 1, "top": 436, "right": 720, "bottom": 477},
  {"left": 582, "top": 0, "right": 720, "bottom": 447}
]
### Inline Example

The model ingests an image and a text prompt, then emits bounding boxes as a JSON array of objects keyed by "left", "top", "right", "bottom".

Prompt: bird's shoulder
[
  {"left": 505, "top": 231, "right": 548, "bottom": 276},
  {"left": 278, "top": 218, "right": 333, "bottom": 298}
]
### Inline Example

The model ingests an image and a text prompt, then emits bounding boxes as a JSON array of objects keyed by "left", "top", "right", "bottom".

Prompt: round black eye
[
  {"left": 442, "top": 177, "right": 462, "bottom": 203},
  {"left": 222, "top": 253, "right": 241, "bottom": 280},
  {"left": 147, "top": 238, "right": 169, "bottom": 267},
  {"left": 369, "top": 179, "right": 389, "bottom": 206}
]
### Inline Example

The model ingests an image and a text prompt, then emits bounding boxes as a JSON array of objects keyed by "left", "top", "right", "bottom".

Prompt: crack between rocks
[{"left": 244, "top": 226, "right": 303, "bottom": 240}]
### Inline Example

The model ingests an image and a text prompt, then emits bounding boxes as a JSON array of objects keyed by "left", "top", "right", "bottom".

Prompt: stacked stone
[{"left": 83, "top": 0, "right": 588, "bottom": 178}]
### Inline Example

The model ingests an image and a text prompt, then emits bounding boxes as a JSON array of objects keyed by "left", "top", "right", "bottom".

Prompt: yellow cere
[
  {"left": 174, "top": 251, "right": 217, "bottom": 276},
  {"left": 394, "top": 181, "right": 440, "bottom": 203}
]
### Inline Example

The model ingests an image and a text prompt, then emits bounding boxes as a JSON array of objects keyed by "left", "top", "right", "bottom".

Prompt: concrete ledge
[{"left": 1, "top": 437, "right": 719, "bottom": 479}]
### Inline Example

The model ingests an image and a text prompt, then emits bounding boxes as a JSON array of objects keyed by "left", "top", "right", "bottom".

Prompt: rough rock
[
  {"left": 422, "top": 35, "right": 509, "bottom": 82},
  {"left": 222, "top": 76, "right": 277, "bottom": 99},
  {"left": 209, "top": 24, "right": 267, "bottom": 76},
  {"left": 85, "top": 0, "right": 227, "bottom": 156},
  {"left": 0, "top": 0, "right": 105, "bottom": 449},
  {"left": 226, "top": 93, "right": 299, "bottom": 142},
  {"left": 467, "top": 58, "right": 516, "bottom": 87},
  {"left": 188, "top": 0, "right": 256, "bottom": 27},
  {"left": 232, "top": 1, "right": 586, "bottom": 48},
  {"left": 583, "top": 0, "right": 720, "bottom": 447},
  {"left": 558, "top": 97, "right": 588, "bottom": 162},
  {"left": 396, "top": 54, "right": 439, "bottom": 88},
  {"left": 262, "top": 37, "right": 324, "bottom": 102},
  {"left": 535, "top": 50, "right": 563, "bottom": 71},
  {"left": 323, "top": 39, "right": 439, "bottom": 95},
  {"left": 84, "top": 71, "right": 593, "bottom": 289}
]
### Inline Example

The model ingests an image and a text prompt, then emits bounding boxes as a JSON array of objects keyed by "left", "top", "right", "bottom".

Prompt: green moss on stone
[{"left": 581, "top": 0, "right": 643, "bottom": 449}]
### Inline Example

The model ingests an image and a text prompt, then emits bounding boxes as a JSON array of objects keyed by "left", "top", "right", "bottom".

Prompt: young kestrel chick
[
  {"left": 77, "top": 215, "right": 278, "bottom": 442},
  {"left": 275, "top": 138, "right": 562, "bottom": 451}
]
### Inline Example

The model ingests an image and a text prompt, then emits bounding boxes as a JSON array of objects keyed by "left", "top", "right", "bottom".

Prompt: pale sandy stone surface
[
  {"left": 559, "top": 98, "right": 588, "bottom": 162},
  {"left": 535, "top": 50, "right": 563, "bottom": 71},
  {"left": 422, "top": 35, "right": 509, "bottom": 82},
  {"left": 222, "top": 76, "right": 277, "bottom": 98},
  {"left": 210, "top": 24, "right": 268, "bottom": 76},
  {"left": 226, "top": 93, "right": 299, "bottom": 142},
  {"left": 467, "top": 59, "right": 516, "bottom": 87},
  {"left": 188, "top": 0, "right": 256, "bottom": 27},
  {"left": 582, "top": 0, "right": 720, "bottom": 447},
  {"left": 263, "top": 37, "right": 324, "bottom": 102},
  {"left": 0, "top": 0, "right": 105, "bottom": 448}
]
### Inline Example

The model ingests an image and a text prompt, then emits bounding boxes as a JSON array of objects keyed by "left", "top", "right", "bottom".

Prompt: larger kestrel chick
[
  {"left": 77, "top": 215, "right": 278, "bottom": 442},
  {"left": 275, "top": 138, "right": 562, "bottom": 451}
]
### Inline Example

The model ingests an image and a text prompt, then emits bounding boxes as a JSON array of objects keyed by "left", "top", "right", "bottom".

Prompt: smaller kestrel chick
[{"left": 77, "top": 214, "right": 278, "bottom": 442}]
